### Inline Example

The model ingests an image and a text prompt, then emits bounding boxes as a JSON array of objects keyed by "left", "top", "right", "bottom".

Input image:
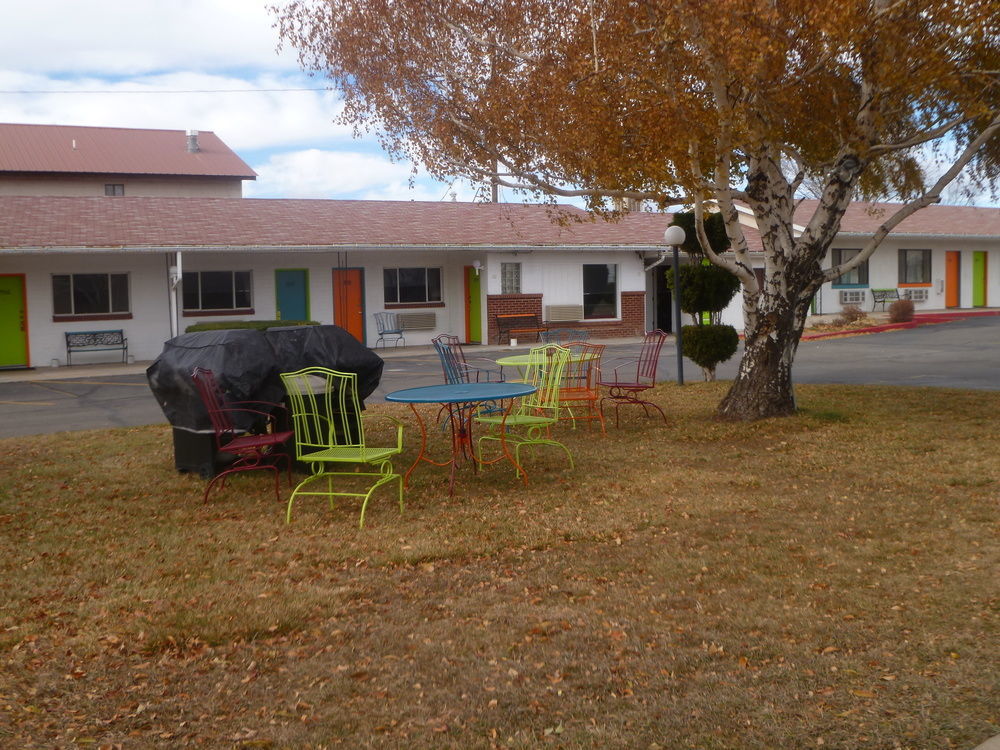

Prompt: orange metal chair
[
  {"left": 558, "top": 341, "right": 606, "bottom": 432},
  {"left": 191, "top": 367, "right": 294, "bottom": 503},
  {"left": 598, "top": 330, "right": 669, "bottom": 427}
]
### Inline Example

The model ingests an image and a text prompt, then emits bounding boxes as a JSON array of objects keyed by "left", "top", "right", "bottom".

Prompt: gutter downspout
[{"left": 168, "top": 251, "right": 183, "bottom": 339}]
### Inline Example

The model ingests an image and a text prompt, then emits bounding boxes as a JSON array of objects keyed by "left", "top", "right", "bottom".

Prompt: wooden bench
[
  {"left": 870, "top": 288, "right": 900, "bottom": 311},
  {"left": 495, "top": 313, "right": 549, "bottom": 344},
  {"left": 65, "top": 329, "right": 128, "bottom": 366}
]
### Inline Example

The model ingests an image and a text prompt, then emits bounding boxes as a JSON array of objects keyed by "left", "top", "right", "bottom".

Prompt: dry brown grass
[{"left": 1, "top": 383, "right": 997, "bottom": 748}]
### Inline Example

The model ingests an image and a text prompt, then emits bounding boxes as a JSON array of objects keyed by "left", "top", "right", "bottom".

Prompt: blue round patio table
[{"left": 386, "top": 382, "right": 536, "bottom": 495}]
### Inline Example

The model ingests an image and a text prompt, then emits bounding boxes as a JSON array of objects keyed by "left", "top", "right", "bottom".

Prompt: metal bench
[
  {"left": 871, "top": 288, "right": 900, "bottom": 311},
  {"left": 65, "top": 329, "right": 128, "bottom": 365},
  {"left": 495, "top": 313, "right": 549, "bottom": 344}
]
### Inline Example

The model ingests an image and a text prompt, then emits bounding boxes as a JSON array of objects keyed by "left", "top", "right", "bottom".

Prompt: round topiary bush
[{"left": 681, "top": 324, "right": 740, "bottom": 381}]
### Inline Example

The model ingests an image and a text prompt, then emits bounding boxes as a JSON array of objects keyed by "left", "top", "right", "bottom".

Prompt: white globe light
[{"left": 663, "top": 225, "right": 686, "bottom": 246}]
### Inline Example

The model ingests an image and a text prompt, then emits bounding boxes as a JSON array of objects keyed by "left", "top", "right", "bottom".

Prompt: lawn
[{"left": 1, "top": 382, "right": 997, "bottom": 748}]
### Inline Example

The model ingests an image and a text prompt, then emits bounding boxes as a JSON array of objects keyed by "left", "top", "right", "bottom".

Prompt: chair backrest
[
  {"left": 280, "top": 367, "right": 365, "bottom": 459},
  {"left": 431, "top": 333, "right": 469, "bottom": 384},
  {"left": 374, "top": 312, "right": 401, "bottom": 334},
  {"left": 519, "top": 344, "right": 570, "bottom": 419},
  {"left": 563, "top": 341, "right": 605, "bottom": 392},
  {"left": 543, "top": 328, "right": 590, "bottom": 345},
  {"left": 636, "top": 329, "right": 668, "bottom": 385},
  {"left": 191, "top": 367, "right": 238, "bottom": 445}
]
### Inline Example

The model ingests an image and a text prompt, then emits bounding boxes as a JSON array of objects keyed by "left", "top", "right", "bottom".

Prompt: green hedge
[{"left": 184, "top": 320, "right": 320, "bottom": 333}]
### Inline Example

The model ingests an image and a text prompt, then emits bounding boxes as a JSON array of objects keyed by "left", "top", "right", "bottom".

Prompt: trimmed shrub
[
  {"left": 888, "top": 299, "right": 915, "bottom": 323},
  {"left": 185, "top": 320, "right": 319, "bottom": 333},
  {"left": 840, "top": 305, "right": 867, "bottom": 324},
  {"left": 681, "top": 324, "right": 739, "bottom": 381},
  {"left": 665, "top": 263, "right": 741, "bottom": 319},
  {"left": 668, "top": 211, "right": 731, "bottom": 256}
]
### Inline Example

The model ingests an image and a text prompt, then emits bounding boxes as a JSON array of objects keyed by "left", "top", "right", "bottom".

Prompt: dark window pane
[
  {"left": 398, "top": 268, "right": 427, "bottom": 303},
  {"left": 110, "top": 274, "right": 129, "bottom": 312},
  {"left": 583, "top": 264, "right": 617, "bottom": 319},
  {"left": 199, "top": 271, "right": 234, "bottom": 309},
  {"left": 182, "top": 272, "right": 200, "bottom": 310},
  {"left": 383, "top": 269, "right": 398, "bottom": 303},
  {"left": 52, "top": 275, "right": 72, "bottom": 315},
  {"left": 234, "top": 271, "right": 252, "bottom": 308},
  {"left": 73, "top": 274, "right": 110, "bottom": 314},
  {"left": 426, "top": 268, "right": 442, "bottom": 302}
]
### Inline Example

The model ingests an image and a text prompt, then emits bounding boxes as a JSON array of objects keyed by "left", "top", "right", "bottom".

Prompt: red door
[
  {"left": 332, "top": 268, "right": 365, "bottom": 343},
  {"left": 945, "top": 251, "right": 960, "bottom": 308}
]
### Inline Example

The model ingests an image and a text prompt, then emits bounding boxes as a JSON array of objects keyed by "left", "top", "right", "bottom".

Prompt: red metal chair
[
  {"left": 191, "top": 367, "right": 294, "bottom": 503},
  {"left": 598, "top": 330, "right": 669, "bottom": 427}
]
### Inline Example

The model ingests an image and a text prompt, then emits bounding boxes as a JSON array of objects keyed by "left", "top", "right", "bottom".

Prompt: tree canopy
[{"left": 273, "top": 0, "right": 1000, "bottom": 419}]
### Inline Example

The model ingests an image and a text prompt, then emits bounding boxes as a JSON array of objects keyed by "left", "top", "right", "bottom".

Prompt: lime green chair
[
  {"left": 280, "top": 367, "right": 404, "bottom": 527},
  {"left": 474, "top": 344, "right": 573, "bottom": 481}
]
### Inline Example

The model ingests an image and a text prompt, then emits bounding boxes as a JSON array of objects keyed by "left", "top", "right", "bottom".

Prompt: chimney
[{"left": 186, "top": 129, "right": 200, "bottom": 153}]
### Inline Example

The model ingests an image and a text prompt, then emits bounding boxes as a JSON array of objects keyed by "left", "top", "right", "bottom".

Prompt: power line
[{"left": 0, "top": 87, "right": 329, "bottom": 94}]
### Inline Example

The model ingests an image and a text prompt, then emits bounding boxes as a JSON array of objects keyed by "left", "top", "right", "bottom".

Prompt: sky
[
  {"left": 0, "top": 1, "right": 995, "bottom": 207},
  {"left": 0, "top": 0, "right": 477, "bottom": 202}
]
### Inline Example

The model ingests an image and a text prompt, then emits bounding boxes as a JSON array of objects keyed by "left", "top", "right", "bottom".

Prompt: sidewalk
[{"left": 2, "top": 309, "right": 996, "bottom": 384}]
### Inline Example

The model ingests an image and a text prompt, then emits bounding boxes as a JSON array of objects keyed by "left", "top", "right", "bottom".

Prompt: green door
[
  {"left": 972, "top": 252, "right": 987, "bottom": 307},
  {"left": 465, "top": 266, "right": 482, "bottom": 344},
  {"left": 275, "top": 269, "right": 309, "bottom": 321},
  {"left": 0, "top": 275, "right": 29, "bottom": 368}
]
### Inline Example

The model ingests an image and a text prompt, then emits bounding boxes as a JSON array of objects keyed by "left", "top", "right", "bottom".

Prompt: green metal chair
[
  {"left": 474, "top": 344, "right": 573, "bottom": 482},
  {"left": 280, "top": 367, "right": 404, "bottom": 527}
]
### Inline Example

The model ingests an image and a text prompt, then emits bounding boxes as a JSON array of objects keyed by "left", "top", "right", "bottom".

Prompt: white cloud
[
  {"left": 0, "top": 71, "right": 349, "bottom": 150},
  {"left": 0, "top": 0, "right": 298, "bottom": 75},
  {"left": 247, "top": 149, "right": 415, "bottom": 198}
]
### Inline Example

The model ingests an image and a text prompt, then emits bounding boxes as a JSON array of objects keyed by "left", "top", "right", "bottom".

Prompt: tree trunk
[{"left": 716, "top": 302, "right": 808, "bottom": 420}]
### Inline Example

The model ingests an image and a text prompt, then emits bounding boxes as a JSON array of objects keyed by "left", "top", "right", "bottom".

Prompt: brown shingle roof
[
  {"left": 794, "top": 199, "right": 1000, "bottom": 236},
  {"left": 0, "top": 123, "right": 256, "bottom": 179},
  {"left": 0, "top": 197, "right": 672, "bottom": 250}
]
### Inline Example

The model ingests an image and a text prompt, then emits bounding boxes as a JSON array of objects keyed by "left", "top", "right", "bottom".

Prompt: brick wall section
[{"left": 485, "top": 291, "right": 645, "bottom": 343}]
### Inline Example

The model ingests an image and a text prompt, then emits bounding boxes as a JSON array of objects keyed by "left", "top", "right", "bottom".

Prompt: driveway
[{"left": 0, "top": 316, "right": 997, "bottom": 439}]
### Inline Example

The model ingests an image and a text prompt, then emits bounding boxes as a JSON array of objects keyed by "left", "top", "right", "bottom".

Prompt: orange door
[
  {"left": 945, "top": 251, "right": 960, "bottom": 308},
  {"left": 332, "top": 268, "right": 366, "bottom": 343}
]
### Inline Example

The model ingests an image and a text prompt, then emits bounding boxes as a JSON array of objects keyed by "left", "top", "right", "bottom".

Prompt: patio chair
[
  {"left": 542, "top": 327, "right": 590, "bottom": 346},
  {"left": 475, "top": 343, "right": 573, "bottom": 482},
  {"left": 432, "top": 333, "right": 504, "bottom": 384},
  {"left": 374, "top": 311, "right": 405, "bottom": 348},
  {"left": 190, "top": 367, "right": 293, "bottom": 503},
  {"left": 558, "top": 341, "right": 606, "bottom": 433},
  {"left": 598, "top": 329, "right": 669, "bottom": 427},
  {"left": 280, "top": 367, "right": 404, "bottom": 527}
]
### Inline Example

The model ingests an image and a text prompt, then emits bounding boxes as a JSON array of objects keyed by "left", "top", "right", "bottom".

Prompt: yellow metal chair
[
  {"left": 474, "top": 344, "right": 573, "bottom": 482},
  {"left": 280, "top": 367, "right": 404, "bottom": 527}
]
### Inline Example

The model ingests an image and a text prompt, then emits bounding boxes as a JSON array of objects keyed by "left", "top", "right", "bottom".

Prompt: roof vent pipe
[{"left": 186, "top": 129, "right": 200, "bottom": 153}]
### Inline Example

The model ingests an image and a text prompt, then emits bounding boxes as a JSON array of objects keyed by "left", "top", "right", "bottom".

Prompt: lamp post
[{"left": 663, "top": 225, "right": 686, "bottom": 386}]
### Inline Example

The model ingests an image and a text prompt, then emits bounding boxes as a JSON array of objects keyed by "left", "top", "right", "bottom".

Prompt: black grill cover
[{"left": 146, "top": 325, "right": 384, "bottom": 432}]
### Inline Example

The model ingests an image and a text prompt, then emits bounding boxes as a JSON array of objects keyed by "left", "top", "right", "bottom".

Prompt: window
[
  {"left": 182, "top": 271, "right": 253, "bottom": 311},
  {"left": 831, "top": 248, "right": 869, "bottom": 287},
  {"left": 104, "top": 183, "right": 124, "bottom": 196},
  {"left": 582, "top": 263, "right": 617, "bottom": 319},
  {"left": 52, "top": 273, "right": 129, "bottom": 316},
  {"left": 898, "top": 249, "right": 932, "bottom": 285},
  {"left": 501, "top": 262, "right": 522, "bottom": 294},
  {"left": 384, "top": 267, "right": 442, "bottom": 304}
]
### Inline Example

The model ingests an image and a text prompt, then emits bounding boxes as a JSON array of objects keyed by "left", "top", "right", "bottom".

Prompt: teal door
[{"left": 275, "top": 269, "right": 309, "bottom": 321}]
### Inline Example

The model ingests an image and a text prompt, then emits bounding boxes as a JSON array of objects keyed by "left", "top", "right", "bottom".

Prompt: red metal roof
[
  {"left": 0, "top": 123, "right": 256, "bottom": 179},
  {"left": 0, "top": 197, "right": 672, "bottom": 249}
]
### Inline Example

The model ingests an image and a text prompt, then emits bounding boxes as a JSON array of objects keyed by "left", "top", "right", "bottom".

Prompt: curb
[{"left": 801, "top": 309, "right": 1000, "bottom": 341}]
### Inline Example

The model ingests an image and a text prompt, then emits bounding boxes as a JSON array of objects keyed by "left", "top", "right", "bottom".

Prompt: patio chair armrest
[
  {"left": 599, "top": 357, "right": 638, "bottom": 384},
  {"left": 216, "top": 405, "right": 284, "bottom": 433},
  {"left": 361, "top": 413, "right": 406, "bottom": 449},
  {"left": 462, "top": 358, "right": 505, "bottom": 382},
  {"left": 228, "top": 399, "right": 288, "bottom": 415}
]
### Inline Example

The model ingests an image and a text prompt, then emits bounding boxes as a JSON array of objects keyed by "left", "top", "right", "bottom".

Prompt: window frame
[
  {"left": 898, "top": 249, "right": 932, "bottom": 286},
  {"left": 181, "top": 270, "right": 254, "bottom": 314},
  {"left": 383, "top": 266, "right": 444, "bottom": 306},
  {"left": 830, "top": 248, "right": 869, "bottom": 288},
  {"left": 104, "top": 183, "right": 125, "bottom": 196},
  {"left": 582, "top": 263, "right": 619, "bottom": 320},
  {"left": 51, "top": 272, "right": 131, "bottom": 321}
]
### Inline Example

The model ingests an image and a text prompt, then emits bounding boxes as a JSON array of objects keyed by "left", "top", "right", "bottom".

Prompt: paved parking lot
[{"left": 0, "top": 316, "right": 997, "bottom": 439}]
